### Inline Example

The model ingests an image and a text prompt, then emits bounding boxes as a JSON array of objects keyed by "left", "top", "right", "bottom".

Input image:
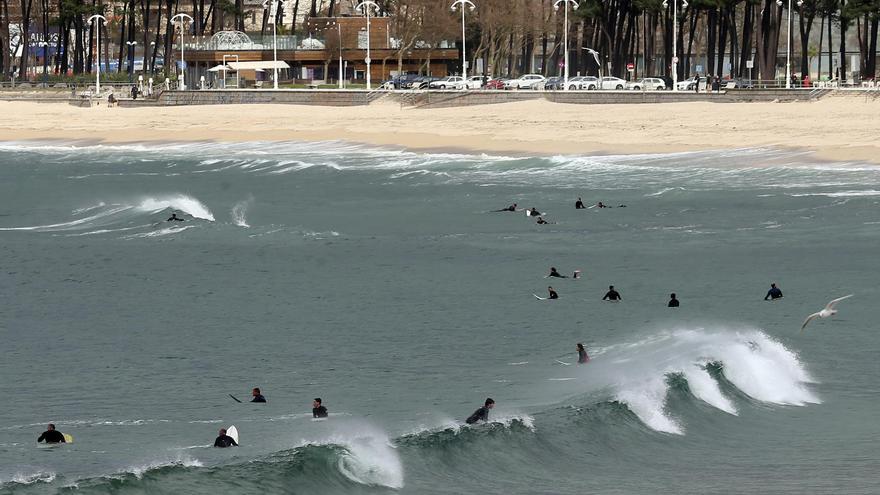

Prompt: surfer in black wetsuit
[
  {"left": 596, "top": 202, "right": 607, "bottom": 208},
  {"left": 575, "top": 197, "right": 585, "bottom": 209},
  {"left": 496, "top": 203, "right": 517, "bottom": 212},
  {"left": 536, "top": 216, "right": 553, "bottom": 225},
  {"left": 214, "top": 428, "right": 238, "bottom": 448},
  {"left": 251, "top": 387, "right": 266, "bottom": 403},
  {"left": 577, "top": 343, "right": 590, "bottom": 364},
  {"left": 527, "top": 207, "right": 540, "bottom": 217},
  {"left": 603, "top": 285, "right": 621, "bottom": 301},
  {"left": 548, "top": 267, "right": 567, "bottom": 278},
  {"left": 764, "top": 283, "right": 783, "bottom": 301},
  {"left": 37, "top": 424, "right": 65, "bottom": 444},
  {"left": 312, "top": 398, "right": 328, "bottom": 418},
  {"left": 466, "top": 398, "right": 495, "bottom": 424},
  {"left": 167, "top": 213, "right": 184, "bottom": 222},
  {"left": 668, "top": 293, "right": 680, "bottom": 307},
  {"left": 548, "top": 286, "right": 559, "bottom": 299}
]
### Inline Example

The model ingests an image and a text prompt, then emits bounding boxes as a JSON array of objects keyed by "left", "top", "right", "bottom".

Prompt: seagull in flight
[{"left": 801, "top": 295, "right": 853, "bottom": 330}]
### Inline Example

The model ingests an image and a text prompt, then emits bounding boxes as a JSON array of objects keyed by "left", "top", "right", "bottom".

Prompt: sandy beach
[{"left": 2, "top": 98, "right": 878, "bottom": 163}]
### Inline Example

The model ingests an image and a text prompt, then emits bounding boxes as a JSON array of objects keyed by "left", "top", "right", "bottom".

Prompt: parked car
[
  {"left": 599, "top": 76, "right": 628, "bottom": 90},
  {"left": 409, "top": 76, "right": 441, "bottom": 89},
  {"left": 465, "top": 75, "right": 489, "bottom": 89},
  {"left": 564, "top": 76, "right": 599, "bottom": 90},
  {"left": 627, "top": 77, "right": 667, "bottom": 90},
  {"left": 676, "top": 76, "right": 707, "bottom": 91},
  {"left": 540, "top": 76, "right": 564, "bottom": 90},
  {"left": 429, "top": 76, "right": 466, "bottom": 89},
  {"left": 504, "top": 74, "right": 545, "bottom": 89},
  {"left": 485, "top": 78, "right": 506, "bottom": 90},
  {"left": 379, "top": 73, "right": 420, "bottom": 89}
]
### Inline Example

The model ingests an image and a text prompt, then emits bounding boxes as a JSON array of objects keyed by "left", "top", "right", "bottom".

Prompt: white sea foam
[
  {"left": 137, "top": 195, "right": 214, "bottom": 221},
  {"left": 124, "top": 455, "right": 204, "bottom": 479},
  {"left": 231, "top": 197, "right": 252, "bottom": 227},
  {"left": 2, "top": 471, "right": 56, "bottom": 485},
  {"left": 296, "top": 422, "right": 404, "bottom": 489},
  {"left": 583, "top": 328, "right": 819, "bottom": 435}
]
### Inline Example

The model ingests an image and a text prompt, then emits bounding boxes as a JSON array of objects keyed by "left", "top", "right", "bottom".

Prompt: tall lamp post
[
  {"left": 125, "top": 40, "right": 137, "bottom": 82},
  {"left": 777, "top": 0, "right": 804, "bottom": 88},
  {"left": 554, "top": 0, "right": 579, "bottom": 90},
  {"left": 170, "top": 13, "right": 193, "bottom": 90},
  {"left": 327, "top": 21, "right": 343, "bottom": 88},
  {"left": 451, "top": 0, "right": 475, "bottom": 79},
  {"left": 264, "top": 0, "right": 280, "bottom": 89},
  {"left": 662, "top": 0, "right": 687, "bottom": 91},
  {"left": 87, "top": 14, "right": 107, "bottom": 94},
  {"left": 355, "top": 0, "right": 379, "bottom": 89}
]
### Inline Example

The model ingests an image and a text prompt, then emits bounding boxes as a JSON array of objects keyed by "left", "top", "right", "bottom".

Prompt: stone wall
[{"left": 159, "top": 89, "right": 381, "bottom": 106}]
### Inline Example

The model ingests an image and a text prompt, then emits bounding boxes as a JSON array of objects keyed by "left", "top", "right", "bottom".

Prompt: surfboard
[
  {"left": 228, "top": 394, "right": 242, "bottom": 403},
  {"left": 226, "top": 425, "right": 239, "bottom": 444},
  {"left": 555, "top": 359, "right": 572, "bottom": 366},
  {"left": 533, "top": 293, "right": 548, "bottom": 300},
  {"left": 63, "top": 434, "right": 73, "bottom": 443}
]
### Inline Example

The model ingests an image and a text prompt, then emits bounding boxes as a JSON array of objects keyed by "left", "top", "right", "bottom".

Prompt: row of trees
[{"left": 2, "top": 0, "right": 878, "bottom": 81}]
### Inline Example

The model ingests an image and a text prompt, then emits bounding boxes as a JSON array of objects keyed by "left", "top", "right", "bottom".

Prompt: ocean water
[{"left": 0, "top": 142, "right": 877, "bottom": 494}]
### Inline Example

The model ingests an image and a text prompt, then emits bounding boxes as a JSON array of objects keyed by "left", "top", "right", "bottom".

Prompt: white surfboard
[
  {"left": 533, "top": 293, "right": 548, "bottom": 300},
  {"left": 555, "top": 359, "right": 572, "bottom": 366},
  {"left": 226, "top": 425, "right": 239, "bottom": 444}
]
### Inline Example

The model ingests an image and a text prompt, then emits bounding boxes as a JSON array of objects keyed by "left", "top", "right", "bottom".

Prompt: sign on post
[{"left": 626, "top": 63, "right": 634, "bottom": 71}]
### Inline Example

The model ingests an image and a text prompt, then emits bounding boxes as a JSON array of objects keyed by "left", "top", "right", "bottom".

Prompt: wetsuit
[
  {"left": 764, "top": 288, "right": 783, "bottom": 300},
  {"left": 548, "top": 270, "right": 566, "bottom": 278},
  {"left": 603, "top": 290, "right": 621, "bottom": 301},
  {"left": 575, "top": 200, "right": 585, "bottom": 209},
  {"left": 214, "top": 434, "right": 238, "bottom": 448},
  {"left": 528, "top": 209, "right": 540, "bottom": 217},
  {"left": 578, "top": 349, "right": 589, "bottom": 364},
  {"left": 251, "top": 395, "right": 267, "bottom": 403},
  {"left": 503, "top": 205, "right": 516, "bottom": 211},
  {"left": 668, "top": 298, "right": 680, "bottom": 307},
  {"left": 167, "top": 215, "right": 184, "bottom": 222},
  {"left": 313, "top": 406, "right": 328, "bottom": 418},
  {"left": 37, "top": 430, "right": 65, "bottom": 443},
  {"left": 466, "top": 406, "right": 490, "bottom": 424},
  {"left": 548, "top": 290, "right": 559, "bottom": 299},
  {"left": 536, "top": 218, "right": 548, "bottom": 224}
]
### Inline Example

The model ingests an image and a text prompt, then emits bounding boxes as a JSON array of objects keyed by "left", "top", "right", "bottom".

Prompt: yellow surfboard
[{"left": 63, "top": 434, "right": 73, "bottom": 444}]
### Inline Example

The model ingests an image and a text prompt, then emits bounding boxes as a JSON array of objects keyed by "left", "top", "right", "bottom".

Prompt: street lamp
[
  {"left": 451, "top": 0, "right": 475, "bottom": 80},
  {"left": 325, "top": 20, "right": 344, "bottom": 89},
  {"left": 662, "top": 0, "right": 687, "bottom": 91},
  {"left": 87, "top": 15, "right": 107, "bottom": 94},
  {"left": 554, "top": 0, "right": 579, "bottom": 91},
  {"left": 777, "top": 0, "right": 804, "bottom": 88},
  {"left": 263, "top": 0, "right": 280, "bottom": 89},
  {"left": 125, "top": 40, "right": 137, "bottom": 82},
  {"left": 355, "top": 0, "right": 379, "bottom": 89},
  {"left": 170, "top": 13, "right": 194, "bottom": 90}
]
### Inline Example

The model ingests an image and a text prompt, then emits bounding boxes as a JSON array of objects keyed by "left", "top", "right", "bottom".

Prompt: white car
[
  {"left": 504, "top": 74, "right": 545, "bottom": 90},
  {"left": 429, "top": 76, "right": 466, "bottom": 89},
  {"left": 465, "top": 75, "right": 489, "bottom": 89},
  {"left": 565, "top": 76, "right": 599, "bottom": 90},
  {"left": 676, "top": 76, "right": 706, "bottom": 91},
  {"left": 598, "top": 77, "right": 627, "bottom": 90},
  {"left": 627, "top": 78, "right": 667, "bottom": 90}
]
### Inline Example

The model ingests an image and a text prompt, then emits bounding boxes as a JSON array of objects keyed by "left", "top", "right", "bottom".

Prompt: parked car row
[{"left": 381, "top": 74, "right": 676, "bottom": 91}]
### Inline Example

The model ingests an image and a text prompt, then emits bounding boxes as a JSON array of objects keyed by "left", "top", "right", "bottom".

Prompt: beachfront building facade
[{"left": 180, "top": 16, "right": 460, "bottom": 87}]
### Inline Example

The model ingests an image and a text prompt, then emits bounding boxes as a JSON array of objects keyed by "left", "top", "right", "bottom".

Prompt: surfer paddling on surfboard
[
  {"left": 466, "top": 398, "right": 495, "bottom": 424},
  {"left": 495, "top": 203, "right": 517, "bottom": 212}
]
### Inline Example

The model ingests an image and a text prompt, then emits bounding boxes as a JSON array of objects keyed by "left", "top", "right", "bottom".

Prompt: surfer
[
  {"left": 575, "top": 197, "right": 586, "bottom": 209},
  {"left": 495, "top": 203, "right": 517, "bottom": 212},
  {"left": 602, "top": 285, "right": 622, "bottom": 301},
  {"left": 536, "top": 216, "right": 554, "bottom": 225},
  {"left": 213, "top": 428, "right": 238, "bottom": 448},
  {"left": 465, "top": 398, "right": 495, "bottom": 424},
  {"left": 548, "top": 267, "right": 567, "bottom": 278},
  {"left": 251, "top": 387, "right": 266, "bottom": 403},
  {"left": 764, "top": 283, "right": 784, "bottom": 301},
  {"left": 527, "top": 207, "right": 541, "bottom": 217},
  {"left": 596, "top": 202, "right": 607, "bottom": 208},
  {"left": 167, "top": 213, "right": 184, "bottom": 222},
  {"left": 37, "top": 424, "right": 65, "bottom": 444},
  {"left": 548, "top": 286, "right": 559, "bottom": 299},
  {"left": 577, "top": 343, "right": 590, "bottom": 364},
  {"left": 668, "top": 293, "right": 680, "bottom": 307},
  {"left": 312, "top": 398, "right": 328, "bottom": 418}
]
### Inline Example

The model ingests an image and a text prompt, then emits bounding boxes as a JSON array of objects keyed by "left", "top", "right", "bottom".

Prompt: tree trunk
[{"left": 18, "top": 0, "right": 35, "bottom": 78}]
